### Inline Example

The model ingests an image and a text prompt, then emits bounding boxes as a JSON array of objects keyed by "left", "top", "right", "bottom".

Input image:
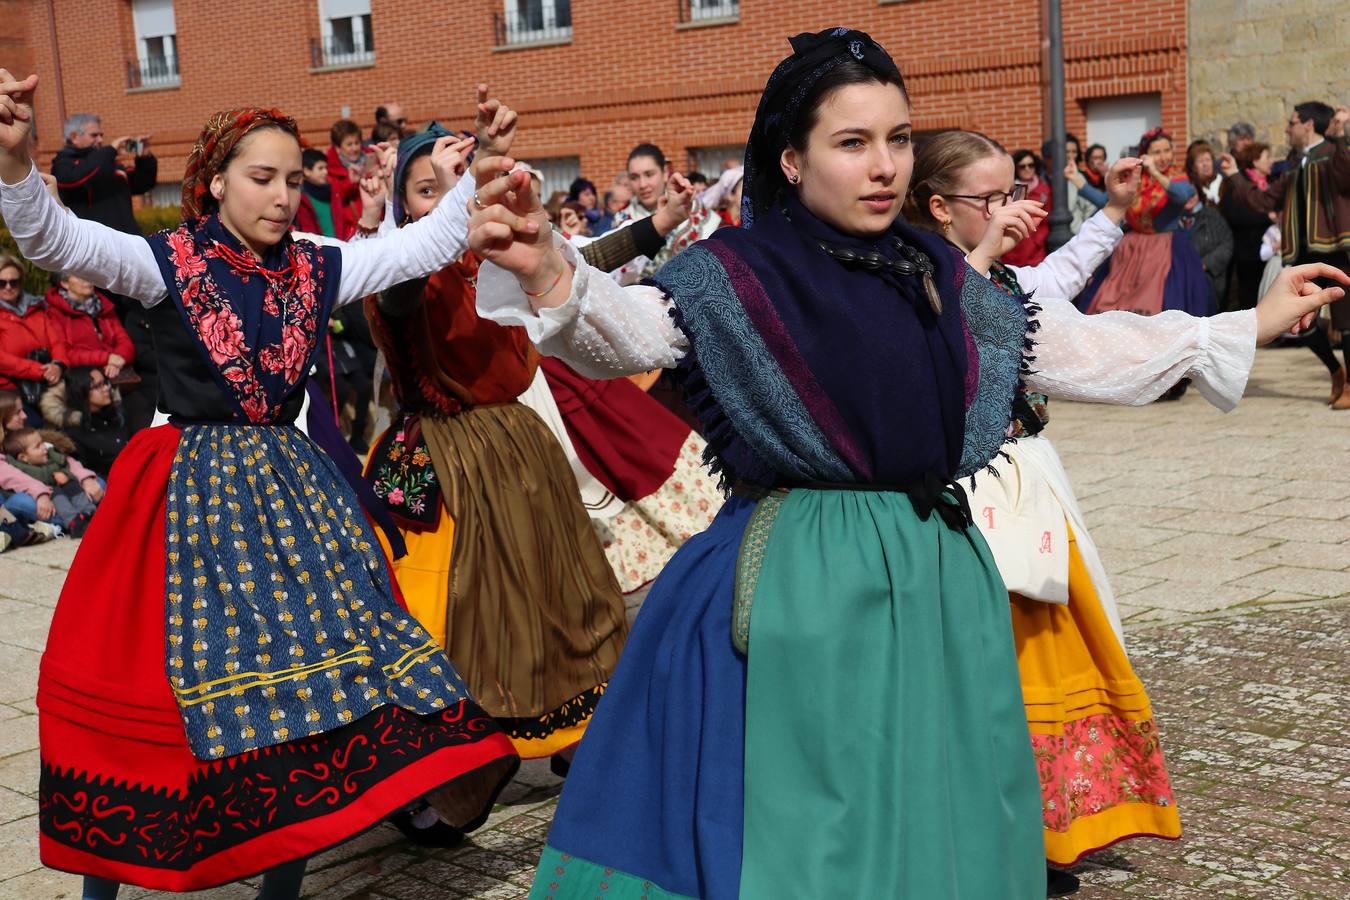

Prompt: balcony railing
[
  {"left": 126, "top": 55, "right": 179, "bottom": 90},
  {"left": 493, "top": 4, "right": 572, "bottom": 47},
  {"left": 678, "top": 0, "right": 739, "bottom": 24},
  {"left": 310, "top": 35, "right": 375, "bottom": 69}
]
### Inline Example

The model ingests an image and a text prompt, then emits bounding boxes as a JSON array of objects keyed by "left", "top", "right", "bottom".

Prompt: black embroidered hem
[
  {"left": 494, "top": 684, "right": 605, "bottom": 740},
  {"left": 39, "top": 701, "right": 501, "bottom": 870}
]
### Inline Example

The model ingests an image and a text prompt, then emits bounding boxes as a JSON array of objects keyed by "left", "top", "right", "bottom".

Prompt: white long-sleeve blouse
[
  {"left": 476, "top": 233, "right": 1259, "bottom": 413},
  {"left": 0, "top": 162, "right": 476, "bottom": 309}
]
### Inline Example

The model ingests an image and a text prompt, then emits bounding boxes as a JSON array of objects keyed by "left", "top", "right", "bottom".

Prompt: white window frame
[
  {"left": 318, "top": 0, "right": 374, "bottom": 67},
  {"left": 131, "top": 0, "right": 179, "bottom": 88},
  {"left": 689, "top": 0, "right": 739, "bottom": 21},
  {"left": 502, "top": 0, "right": 572, "bottom": 46}
]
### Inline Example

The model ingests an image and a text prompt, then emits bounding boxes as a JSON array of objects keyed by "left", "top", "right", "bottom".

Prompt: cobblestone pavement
[{"left": 0, "top": 347, "right": 1346, "bottom": 899}]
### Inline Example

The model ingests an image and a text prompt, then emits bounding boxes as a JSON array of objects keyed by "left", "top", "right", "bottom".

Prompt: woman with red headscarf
[
  {"left": 1076, "top": 130, "right": 1215, "bottom": 315},
  {"left": 0, "top": 70, "right": 522, "bottom": 899}
]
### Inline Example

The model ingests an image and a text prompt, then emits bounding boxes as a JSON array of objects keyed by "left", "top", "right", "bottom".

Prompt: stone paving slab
[{"left": 0, "top": 347, "right": 1345, "bottom": 898}]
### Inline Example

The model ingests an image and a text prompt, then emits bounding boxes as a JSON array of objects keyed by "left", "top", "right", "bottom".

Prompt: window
[
  {"left": 526, "top": 156, "right": 582, "bottom": 199},
  {"left": 687, "top": 144, "right": 746, "bottom": 176},
  {"left": 130, "top": 0, "right": 179, "bottom": 88},
  {"left": 679, "top": 0, "right": 739, "bottom": 24},
  {"left": 1084, "top": 94, "right": 1162, "bottom": 161},
  {"left": 317, "top": 0, "right": 374, "bottom": 67},
  {"left": 496, "top": 0, "right": 572, "bottom": 46}
]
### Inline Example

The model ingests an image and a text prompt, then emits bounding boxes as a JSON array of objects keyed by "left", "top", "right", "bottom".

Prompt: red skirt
[
  {"left": 38, "top": 425, "right": 518, "bottom": 891},
  {"left": 541, "top": 358, "right": 688, "bottom": 501}
]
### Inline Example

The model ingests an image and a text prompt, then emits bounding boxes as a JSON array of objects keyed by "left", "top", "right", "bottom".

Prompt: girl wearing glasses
[
  {"left": 466, "top": 29, "right": 1344, "bottom": 900},
  {"left": 909, "top": 129, "right": 1190, "bottom": 895}
]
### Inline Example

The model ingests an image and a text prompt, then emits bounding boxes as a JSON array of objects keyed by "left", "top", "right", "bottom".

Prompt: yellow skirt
[
  {"left": 371, "top": 403, "right": 628, "bottom": 759},
  {"left": 1011, "top": 525, "right": 1181, "bottom": 865}
]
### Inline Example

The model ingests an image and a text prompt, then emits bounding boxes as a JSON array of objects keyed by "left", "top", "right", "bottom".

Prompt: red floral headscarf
[{"left": 180, "top": 107, "right": 300, "bottom": 220}]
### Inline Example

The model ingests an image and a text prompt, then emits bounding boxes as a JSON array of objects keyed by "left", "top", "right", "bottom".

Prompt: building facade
[
  {"left": 12, "top": 0, "right": 1195, "bottom": 205},
  {"left": 1189, "top": 0, "right": 1350, "bottom": 157}
]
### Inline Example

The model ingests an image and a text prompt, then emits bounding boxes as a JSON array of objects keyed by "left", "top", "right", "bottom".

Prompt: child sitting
[{"left": 3, "top": 426, "right": 99, "bottom": 536}]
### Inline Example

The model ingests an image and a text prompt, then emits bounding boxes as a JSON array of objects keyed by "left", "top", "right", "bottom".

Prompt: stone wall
[{"left": 1190, "top": 0, "right": 1350, "bottom": 155}]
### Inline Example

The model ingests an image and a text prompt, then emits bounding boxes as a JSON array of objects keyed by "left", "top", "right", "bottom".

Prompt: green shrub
[{"left": 135, "top": 204, "right": 182, "bottom": 236}]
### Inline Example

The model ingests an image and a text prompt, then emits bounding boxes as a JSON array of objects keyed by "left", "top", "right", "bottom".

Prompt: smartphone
[{"left": 121, "top": 138, "right": 143, "bottom": 156}]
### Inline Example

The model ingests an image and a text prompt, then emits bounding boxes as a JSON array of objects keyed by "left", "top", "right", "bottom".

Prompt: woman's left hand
[
  {"left": 474, "top": 84, "right": 518, "bottom": 158},
  {"left": 1254, "top": 263, "right": 1350, "bottom": 344},
  {"left": 81, "top": 477, "right": 104, "bottom": 503}
]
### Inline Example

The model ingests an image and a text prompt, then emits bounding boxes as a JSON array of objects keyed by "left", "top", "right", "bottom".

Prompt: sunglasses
[{"left": 0, "top": 278, "right": 22, "bottom": 289}]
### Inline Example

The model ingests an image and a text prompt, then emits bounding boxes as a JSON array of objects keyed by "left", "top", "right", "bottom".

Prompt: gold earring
[{"left": 941, "top": 221, "right": 951, "bottom": 236}]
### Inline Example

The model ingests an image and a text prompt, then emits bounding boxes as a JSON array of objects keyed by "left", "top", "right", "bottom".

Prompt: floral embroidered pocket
[{"left": 368, "top": 415, "right": 442, "bottom": 530}]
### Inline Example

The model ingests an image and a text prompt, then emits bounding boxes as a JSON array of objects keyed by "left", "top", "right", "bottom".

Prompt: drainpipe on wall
[{"left": 45, "top": 0, "right": 68, "bottom": 144}]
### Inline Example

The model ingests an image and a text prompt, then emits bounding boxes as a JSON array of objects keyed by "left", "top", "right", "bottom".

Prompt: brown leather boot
[
  {"left": 1332, "top": 385, "right": 1350, "bottom": 410},
  {"left": 1332, "top": 367, "right": 1348, "bottom": 406}
]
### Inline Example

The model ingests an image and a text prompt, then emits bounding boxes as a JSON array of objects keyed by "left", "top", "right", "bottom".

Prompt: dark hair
[
  {"left": 1236, "top": 141, "right": 1270, "bottom": 170},
  {"left": 687, "top": 170, "right": 708, "bottom": 185},
  {"left": 1011, "top": 148, "right": 1040, "bottom": 175},
  {"left": 1065, "top": 132, "right": 1081, "bottom": 162},
  {"left": 567, "top": 177, "right": 596, "bottom": 200},
  {"left": 1293, "top": 101, "right": 1334, "bottom": 137},
  {"left": 627, "top": 143, "right": 667, "bottom": 170},
  {"left": 370, "top": 122, "right": 401, "bottom": 143},
  {"left": 374, "top": 105, "right": 389, "bottom": 122},
  {"left": 329, "top": 118, "right": 361, "bottom": 146},
  {"left": 786, "top": 58, "right": 909, "bottom": 153},
  {"left": 3, "top": 426, "right": 37, "bottom": 458},
  {"left": 1139, "top": 127, "right": 1171, "bottom": 156},
  {"left": 1086, "top": 143, "right": 1107, "bottom": 161},
  {"left": 301, "top": 148, "right": 326, "bottom": 170},
  {"left": 64, "top": 366, "right": 119, "bottom": 423}
]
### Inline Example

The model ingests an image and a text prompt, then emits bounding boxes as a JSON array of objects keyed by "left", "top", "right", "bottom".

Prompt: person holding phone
[{"left": 51, "top": 113, "right": 156, "bottom": 235}]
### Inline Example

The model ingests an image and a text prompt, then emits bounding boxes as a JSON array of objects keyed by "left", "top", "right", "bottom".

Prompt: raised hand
[
  {"left": 467, "top": 154, "right": 558, "bottom": 295},
  {"left": 0, "top": 69, "right": 38, "bottom": 183},
  {"left": 374, "top": 140, "right": 398, "bottom": 193},
  {"left": 653, "top": 171, "right": 696, "bottom": 236},
  {"left": 357, "top": 169, "right": 386, "bottom": 229},
  {"left": 1329, "top": 105, "right": 1348, "bottom": 138},
  {"left": 1218, "top": 152, "right": 1239, "bottom": 177},
  {"left": 1254, "top": 263, "right": 1349, "bottom": 344},
  {"left": 967, "top": 198, "right": 1046, "bottom": 274},
  {"left": 1063, "top": 161, "right": 1085, "bottom": 188},
  {"left": 430, "top": 134, "right": 477, "bottom": 194},
  {"left": 474, "top": 84, "right": 518, "bottom": 158}
]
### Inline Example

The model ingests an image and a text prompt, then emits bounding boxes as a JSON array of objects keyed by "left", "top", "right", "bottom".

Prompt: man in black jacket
[
  {"left": 50, "top": 113, "right": 160, "bottom": 432},
  {"left": 51, "top": 113, "right": 157, "bottom": 235}
]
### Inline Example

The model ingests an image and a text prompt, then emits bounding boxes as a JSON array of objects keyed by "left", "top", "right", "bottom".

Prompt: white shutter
[{"left": 131, "top": 0, "right": 176, "bottom": 40}]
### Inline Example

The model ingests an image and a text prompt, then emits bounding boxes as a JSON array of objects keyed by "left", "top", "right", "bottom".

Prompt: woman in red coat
[
  {"left": 1003, "top": 148, "right": 1051, "bottom": 266},
  {"left": 0, "top": 254, "right": 69, "bottom": 393},
  {"left": 43, "top": 273, "right": 135, "bottom": 377}
]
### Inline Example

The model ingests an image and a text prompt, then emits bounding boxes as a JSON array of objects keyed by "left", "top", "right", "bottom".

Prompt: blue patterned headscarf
[
  {"left": 392, "top": 122, "right": 475, "bottom": 223},
  {"left": 742, "top": 27, "right": 906, "bottom": 228}
]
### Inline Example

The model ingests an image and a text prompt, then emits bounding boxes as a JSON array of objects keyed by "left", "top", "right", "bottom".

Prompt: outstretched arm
[{"left": 1027, "top": 263, "right": 1349, "bottom": 410}]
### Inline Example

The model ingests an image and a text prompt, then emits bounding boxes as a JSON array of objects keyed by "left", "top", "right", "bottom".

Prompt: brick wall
[{"left": 14, "top": 0, "right": 1188, "bottom": 193}]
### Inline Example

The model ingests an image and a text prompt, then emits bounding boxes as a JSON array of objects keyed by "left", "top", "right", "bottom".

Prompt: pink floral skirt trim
[{"left": 1032, "top": 711, "right": 1176, "bottom": 833}]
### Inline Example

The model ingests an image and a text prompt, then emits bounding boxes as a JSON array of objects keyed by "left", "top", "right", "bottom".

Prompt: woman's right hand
[
  {"left": 467, "top": 155, "right": 553, "bottom": 288},
  {"left": 0, "top": 69, "right": 38, "bottom": 183},
  {"left": 430, "top": 134, "right": 477, "bottom": 195},
  {"left": 1063, "top": 161, "right": 1085, "bottom": 188},
  {"left": 967, "top": 199, "right": 1046, "bottom": 274},
  {"left": 36, "top": 494, "right": 55, "bottom": 521},
  {"left": 42, "top": 363, "right": 61, "bottom": 385}
]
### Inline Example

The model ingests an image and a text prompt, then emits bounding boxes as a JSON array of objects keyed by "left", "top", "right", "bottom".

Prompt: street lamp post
[{"left": 1044, "top": 0, "right": 1072, "bottom": 251}]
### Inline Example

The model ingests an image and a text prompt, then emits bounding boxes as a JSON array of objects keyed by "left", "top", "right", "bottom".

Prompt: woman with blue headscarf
[
  {"left": 467, "top": 28, "right": 1346, "bottom": 899},
  {"left": 362, "top": 123, "right": 630, "bottom": 774}
]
